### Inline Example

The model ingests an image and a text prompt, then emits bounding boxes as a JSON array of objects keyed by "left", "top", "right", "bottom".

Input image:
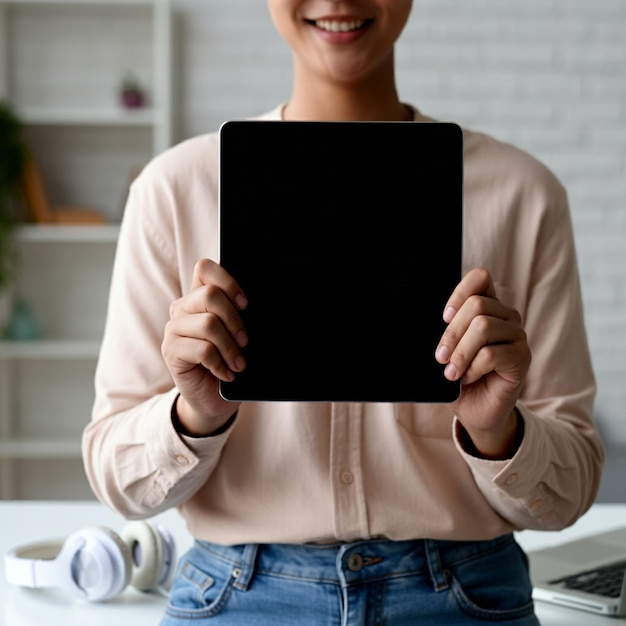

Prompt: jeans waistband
[{"left": 194, "top": 534, "right": 515, "bottom": 592}]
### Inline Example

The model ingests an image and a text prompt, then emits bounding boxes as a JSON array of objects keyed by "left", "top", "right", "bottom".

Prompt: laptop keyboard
[{"left": 551, "top": 559, "right": 626, "bottom": 598}]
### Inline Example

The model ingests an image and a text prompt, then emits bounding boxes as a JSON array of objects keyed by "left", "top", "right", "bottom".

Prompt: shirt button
[
  {"left": 347, "top": 554, "right": 363, "bottom": 572},
  {"left": 175, "top": 454, "right": 190, "bottom": 466},
  {"left": 504, "top": 473, "right": 518, "bottom": 486},
  {"left": 340, "top": 471, "right": 354, "bottom": 485}
]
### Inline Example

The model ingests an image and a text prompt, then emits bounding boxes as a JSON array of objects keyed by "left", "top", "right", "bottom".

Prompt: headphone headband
[{"left": 5, "top": 538, "right": 73, "bottom": 588}]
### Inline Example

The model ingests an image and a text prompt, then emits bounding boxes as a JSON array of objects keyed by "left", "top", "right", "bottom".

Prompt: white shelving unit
[{"left": 0, "top": 0, "right": 172, "bottom": 500}]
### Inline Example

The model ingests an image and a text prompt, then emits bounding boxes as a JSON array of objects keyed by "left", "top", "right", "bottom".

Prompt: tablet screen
[{"left": 219, "top": 120, "right": 463, "bottom": 403}]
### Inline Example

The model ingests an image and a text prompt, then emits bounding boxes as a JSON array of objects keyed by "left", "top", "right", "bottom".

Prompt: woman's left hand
[{"left": 435, "top": 267, "right": 532, "bottom": 459}]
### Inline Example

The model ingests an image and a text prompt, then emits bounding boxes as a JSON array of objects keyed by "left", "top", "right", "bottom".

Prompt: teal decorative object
[{"left": 3, "top": 297, "right": 41, "bottom": 340}]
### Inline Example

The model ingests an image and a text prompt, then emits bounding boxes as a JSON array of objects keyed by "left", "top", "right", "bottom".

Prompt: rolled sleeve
[
  {"left": 84, "top": 388, "right": 235, "bottom": 519},
  {"left": 453, "top": 404, "right": 603, "bottom": 530}
]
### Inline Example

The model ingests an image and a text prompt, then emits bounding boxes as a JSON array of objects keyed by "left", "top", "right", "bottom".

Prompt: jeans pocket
[
  {"left": 164, "top": 543, "right": 237, "bottom": 620},
  {"left": 446, "top": 537, "right": 536, "bottom": 622}
]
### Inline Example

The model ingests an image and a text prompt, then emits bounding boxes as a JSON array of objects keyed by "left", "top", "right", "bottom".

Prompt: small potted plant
[{"left": 119, "top": 73, "right": 146, "bottom": 109}]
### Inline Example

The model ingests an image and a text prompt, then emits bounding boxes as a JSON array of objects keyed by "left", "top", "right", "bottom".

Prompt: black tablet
[{"left": 219, "top": 120, "right": 463, "bottom": 403}]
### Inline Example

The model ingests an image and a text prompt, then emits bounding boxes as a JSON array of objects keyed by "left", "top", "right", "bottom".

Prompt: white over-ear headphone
[{"left": 4, "top": 521, "right": 176, "bottom": 602}]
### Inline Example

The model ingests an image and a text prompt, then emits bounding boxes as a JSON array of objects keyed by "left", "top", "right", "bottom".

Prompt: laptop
[
  {"left": 529, "top": 526, "right": 626, "bottom": 617},
  {"left": 218, "top": 120, "right": 463, "bottom": 403}
]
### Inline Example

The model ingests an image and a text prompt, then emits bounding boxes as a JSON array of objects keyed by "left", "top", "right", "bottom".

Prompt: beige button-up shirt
[{"left": 82, "top": 105, "right": 604, "bottom": 545}]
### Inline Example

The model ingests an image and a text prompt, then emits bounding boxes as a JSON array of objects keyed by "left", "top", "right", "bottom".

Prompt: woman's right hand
[{"left": 161, "top": 259, "right": 248, "bottom": 436}]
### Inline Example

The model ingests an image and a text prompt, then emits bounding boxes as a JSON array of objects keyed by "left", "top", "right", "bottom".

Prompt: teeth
[{"left": 315, "top": 19, "right": 366, "bottom": 33}]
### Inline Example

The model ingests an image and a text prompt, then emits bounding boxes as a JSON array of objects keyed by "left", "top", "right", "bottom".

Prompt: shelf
[
  {"left": 0, "top": 0, "right": 170, "bottom": 500},
  {"left": 0, "top": 339, "right": 102, "bottom": 359},
  {"left": 0, "top": 0, "right": 158, "bottom": 6},
  {"left": 17, "top": 224, "right": 120, "bottom": 243},
  {"left": 0, "top": 438, "right": 80, "bottom": 459},
  {"left": 19, "top": 105, "right": 164, "bottom": 127}
]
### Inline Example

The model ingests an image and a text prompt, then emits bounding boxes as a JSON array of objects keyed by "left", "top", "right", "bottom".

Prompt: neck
[{"left": 283, "top": 54, "right": 410, "bottom": 122}]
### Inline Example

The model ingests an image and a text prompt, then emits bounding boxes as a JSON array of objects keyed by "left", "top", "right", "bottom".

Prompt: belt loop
[
  {"left": 232, "top": 544, "right": 259, "bottom": 591},
  {"left": 424, "top": 539, "right": 450, "bottom": 592}
]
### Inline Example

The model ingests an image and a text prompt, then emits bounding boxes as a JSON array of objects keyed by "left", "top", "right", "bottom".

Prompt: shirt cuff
[{"left": 453, "top": 406, "right": 562, "bottom": 527}]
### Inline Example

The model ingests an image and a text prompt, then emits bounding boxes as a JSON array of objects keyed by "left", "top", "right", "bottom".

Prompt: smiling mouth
[{"left": 308, "top": 18, "right": 373, "bottom": 33}]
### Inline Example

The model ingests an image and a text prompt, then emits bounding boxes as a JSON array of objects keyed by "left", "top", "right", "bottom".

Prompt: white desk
[{"left": 1, "top": 501, "right": 624, "bottom": 625}]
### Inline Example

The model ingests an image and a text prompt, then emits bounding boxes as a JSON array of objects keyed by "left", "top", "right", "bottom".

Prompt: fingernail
[
  {"left": 235, "top": 356, "right": 246, "bottom": 371},
  {"left": 235, "top": 294, "right": 248, "bottom": 309},
  {"left": 236, "top": 330, "right": 248, "bottom": 347},
  {"left": 443, "top": 306, "right": 456, "bottom": 323},
  {"left": 445, "top": 363, "right": 458, "bottom": 380},
  {"left": 436, "top": 345, "right": 450, "bottom": 363}
]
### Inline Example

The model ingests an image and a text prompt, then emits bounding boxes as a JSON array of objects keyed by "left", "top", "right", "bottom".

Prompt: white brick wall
[{"left": 172, "top": 1, "right": 626, "bottom": 444}]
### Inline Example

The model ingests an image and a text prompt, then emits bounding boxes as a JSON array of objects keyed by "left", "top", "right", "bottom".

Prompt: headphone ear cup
[
  {"left": 156, "top": 523, "right": 176, "bottom": 589},
  {"left": 120, "top": 521, "right": 165, "bottom": 591},
  {"left": 70, "top": 526, "right": 132, "bottom": 602}
]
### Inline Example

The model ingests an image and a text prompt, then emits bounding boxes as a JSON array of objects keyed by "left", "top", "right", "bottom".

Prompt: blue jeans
[{"left": 160, "top": 534, "right": 540, "bottom": 625}]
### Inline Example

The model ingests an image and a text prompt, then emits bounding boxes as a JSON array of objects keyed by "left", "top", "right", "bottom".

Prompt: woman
[{"left": 83, "top": 1, "right": 604, "bottom": 623}]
